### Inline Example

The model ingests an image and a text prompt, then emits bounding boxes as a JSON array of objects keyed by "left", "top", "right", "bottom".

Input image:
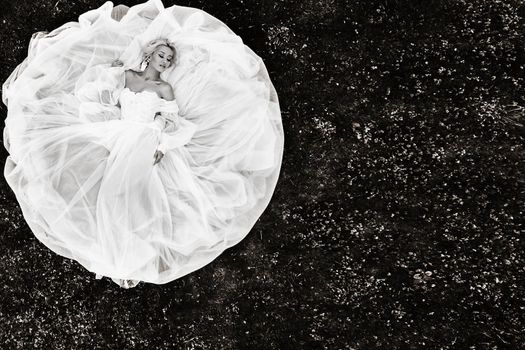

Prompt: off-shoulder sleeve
[
  {"left": 74, "top": 64, "right": 125, "bottom": 122},
  {"left": 155, "top": 99, "right": 197, "bottom": 154}
]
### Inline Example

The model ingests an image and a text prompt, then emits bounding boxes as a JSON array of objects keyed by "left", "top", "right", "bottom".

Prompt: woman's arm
[
  {"left": 156, "top": 117, "right": 197, "bottom": 155},
  {"left": 152, "top": 83, "right": 197, "bottom": 164}
]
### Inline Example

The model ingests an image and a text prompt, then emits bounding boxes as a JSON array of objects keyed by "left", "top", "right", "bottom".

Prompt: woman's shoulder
[
  {"left": 124, "top": 69, "right": 137, "bottom": 85},
  {"left": 125, "top": 69, "right": 139, "bottom": 78},
  {"left": 158, "top": 81, "right": 174, "bottom": 101}
]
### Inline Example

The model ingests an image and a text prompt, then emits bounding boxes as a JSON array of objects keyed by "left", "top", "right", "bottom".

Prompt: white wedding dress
[{"left": 2, "top": 0, "right": 284, "bottom": 286}]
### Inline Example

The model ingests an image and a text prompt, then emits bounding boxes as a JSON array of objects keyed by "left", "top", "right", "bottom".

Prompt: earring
[{"left": 141, "top": 55, "right": 151, "bottom": 71}]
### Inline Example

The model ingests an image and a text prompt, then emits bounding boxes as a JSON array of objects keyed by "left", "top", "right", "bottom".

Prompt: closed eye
[{"left": 159, "top": 53, "right": 172, "bottom": 61}]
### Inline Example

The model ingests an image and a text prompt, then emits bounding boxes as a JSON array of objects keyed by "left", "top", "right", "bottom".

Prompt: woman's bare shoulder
[
  {"left": 158, "top": 81, "right": 174, "bottom": 101},
  {"left": 124, "top": 70, "right": 141, "bottom": 87},
  {"left": 125, "top": 69, "right": 138, "bottom": 79}
]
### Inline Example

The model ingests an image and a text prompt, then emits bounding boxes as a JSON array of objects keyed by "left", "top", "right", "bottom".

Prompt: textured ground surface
[{"left": 0, "top": 0, "right": 524, "bottom": 349}]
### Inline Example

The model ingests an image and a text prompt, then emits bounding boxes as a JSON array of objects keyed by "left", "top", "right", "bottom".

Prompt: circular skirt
[{"left": 2, "top": 0, "right": 284, "bottom": 286}]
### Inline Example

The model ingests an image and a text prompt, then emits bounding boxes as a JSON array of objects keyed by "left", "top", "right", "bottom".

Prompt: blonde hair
[{"left": 142, "top": 38, "right": 177, "bottom": 67}]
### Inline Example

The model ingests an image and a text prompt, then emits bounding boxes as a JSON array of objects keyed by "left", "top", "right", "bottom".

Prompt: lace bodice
[
  {"left": 119, "top": 87, "right": 180, "bottom": 123},
  {"left": 118, "top": 86, "right": 196, "bottom": 154}
]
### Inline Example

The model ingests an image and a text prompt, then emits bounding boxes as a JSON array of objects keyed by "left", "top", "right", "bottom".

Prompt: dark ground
[{"left": 0, "top": 0, "right": 524, "bottom": 349}]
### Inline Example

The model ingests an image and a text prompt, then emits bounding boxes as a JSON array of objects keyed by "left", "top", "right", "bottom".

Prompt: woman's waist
[{"left": 108, "top": 118, "right": 161, "bottom": 131}]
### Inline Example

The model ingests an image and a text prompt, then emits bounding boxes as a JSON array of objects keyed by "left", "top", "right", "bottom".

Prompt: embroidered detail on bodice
[{"left": 119, "top": 87, "right": 163, "bottom": 123}]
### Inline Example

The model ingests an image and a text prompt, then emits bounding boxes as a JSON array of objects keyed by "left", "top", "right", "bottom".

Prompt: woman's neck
[{"left": 141, "top": 65, "right": 160, "bottom": 81}]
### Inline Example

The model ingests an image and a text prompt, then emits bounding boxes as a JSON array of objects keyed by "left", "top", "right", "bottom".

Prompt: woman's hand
[
  {"left": 111, "top": 59, "right": 124, "bottom": 67},
  {"left": 153, "top": 150, "right": 164, "bottom": 165}
]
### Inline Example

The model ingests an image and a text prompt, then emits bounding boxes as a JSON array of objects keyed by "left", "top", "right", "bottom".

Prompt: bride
[
  {"left": 118, "top": 39, "right": 178, "bottom": 166},
  {"left": 2, "top": 0, "right": 284, "bottom": 288}
]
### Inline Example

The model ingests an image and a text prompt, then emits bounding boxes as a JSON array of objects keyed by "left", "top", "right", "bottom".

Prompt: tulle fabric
[{"left": 2, "top": 0, "right": 284, "bottom": 285}]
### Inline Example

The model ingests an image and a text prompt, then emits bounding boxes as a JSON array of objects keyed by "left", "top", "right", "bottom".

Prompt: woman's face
[{"left": 150, "top": 45, "right": 174, "bottom": 72}]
